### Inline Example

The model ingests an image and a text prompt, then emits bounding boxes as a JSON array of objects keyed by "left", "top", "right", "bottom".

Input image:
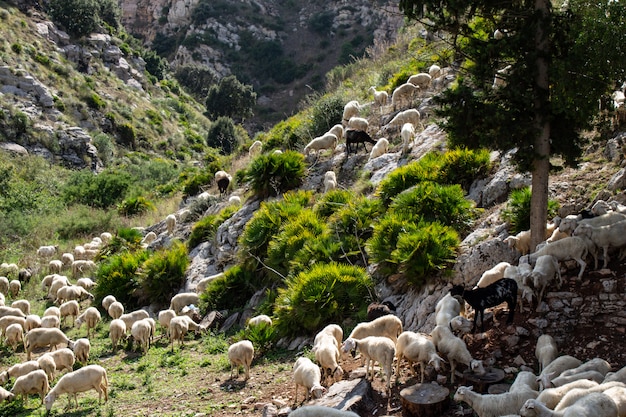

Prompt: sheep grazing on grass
[
  {"left": 347, "top": 314, "right": 403, "bottom": 343},
  {"left": 37, "top": 245, "right": 58, "bottom": 259},
  {"left": 535, "top": 334, "right": 558, "bottom": 372},
  {"left": 247, "top": 314, "right": 272, "bottom": 328},
  {"left": 165, "top": 214, "right": 176, "bottom": 235},
  {"left": 345, "top": 129, "right": 376, "bottom": 155},
  {"left": 431, "top": 324, "right": 485, "bottom": 383},
  {"left": 131, "top": 319, "right": 152, "bottom": 355},
  {"left": 49, "top": 259, "right": 63, "bottom": 274},
  {"left": 24, "top": 327, "right": 73, "bottom": 360},
  {"left": 5, "top": 322, "right": 24, "bottom": 352},
  {"left": 395, "top": 331, "right": 444, "bottom": 383},
  {"left": 328, "top": 124, "right": 344, "bottom": 143},
  {"left": 454, "top": 384, "right": 538, "bottom": 417},
  {"left": 391, "top": 83, "right": 419, "bottom": 110},
  {"left": 573, "top": 219, "right": 626, "bottom": 269},
  {"left": 0, "top": 386, "right": 14, "bottom": 402},
  {"left": 157, "top": 309, "right": 176, "bottom": 337},
  {"left": 304, "top": 133, "right": 338, "bottom": 157},
  {"left": 41, "top": 348, "right": 76, "bottom": 378},
  {"left": 37, "top": 355, "right": 56, "bottom": 383},
  {"left": 342, "top": 336, "right": 395, "bottom": 391},
  {"left": 55, "top": 284, "right": 94, "bottom": 305},
  {"left": 101, "top": 295, "right": 116, "bottom": 312},
  {"left": 0, "top": 305, "right": 26, "bottom": 319},
  {"left": 119, "top": 310, "right": 150, "bottom": 333},
  {"left": 75, "top": 307, "right": 101, "bottom": 339},
  {"left": 215, "top": 170, "right": 232, "bottom": 195},
  {"left": 313, "top": 330, "right": 343, "bottom": 386},
  {"left": 288, "top": 405, "right": 359, "bottom": 416},
  {"left": 369, "top": 137, "right": 389, "bottom": 160},
  {"left": 450, "top": 278, "right": 517, "bottom": 333},
  {"left": 25, "top": 314, "right": 41, "bottom": 332},
  {"left": 195, "top": 272, "right": 225, "bottom": 293},
  {"left": 0, "top": 315, "right": 26, "bottom": 337},
  {"left": 73, "top": 338, "right": 90, "bottom": 363},
  {"left": 44, "top": 365, "right": 108, "bottom": 411},
  {"left": 531, "top": 255, "right": 562, "bottom": 306},
  {"left": 107, "top": 301, "right": 124, "bottom": 320},
  {"left": 520, "top": 393, "right": 618, "bottom": 417},
  {"left": 170, "top": 292, "right": 200, "bottom": 314},
  {"left": 228, "top": 340, "right": 254, "bottom": 381},
  {"left": 347, "top": 116, "right": 369, "bottom": 132},
  {"left": 0, "top": 360, "right": 40, "bottom": 384},
  {"left": 293, "top": 357, "right": 326, "bottom": 403},
  {"left": 0, "top": 276, "right": 8, "bottom": 295},
  {"left": 386, "top": 108, "right": 421, "bottom": 129},
  {"left": 408, "top": 72, "right": 432, "bottom": 89},
  {"left": 9, "top": 279, "right": 20, "bottom": 298},
  {"left": 313, "top": 324, "right": 343, "bottom": 351},
  {"left": 10, "top": 369, "right": 50, "bottom": 406},
  {"left": 59, "top": 300, "right": 80, "bottom": 327},
  {"left": 109, "top": 319, "right": 126, "bottom": 352},
  {"left": 76, "top": 277, "right": 95, "bottom": 291},
  {"left": 41, "top": 315, "right": 60, "bottom": 328},
  {"left": 169, "top": 315, "right": 201, "bottom": 350}
]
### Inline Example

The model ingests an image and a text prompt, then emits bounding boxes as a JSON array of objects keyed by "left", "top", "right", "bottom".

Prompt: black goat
[
  {"left": 449, "top": 278, "right": 517, "bottom": 333},
  {"left": 366, "top": 300, "right": 397, "bottom": 321},
  {"left": 345, "top": 129, "right": 376, "bottom": 155}
]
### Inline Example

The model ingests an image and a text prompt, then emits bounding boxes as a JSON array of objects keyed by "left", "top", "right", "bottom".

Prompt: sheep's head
[
  {"left": 332, "top": 366, "right": 344, "bottom": 381},
  {"left": 520, "top": 399, "right": 539, "bottom": 417},
  {"left": 310, "top": 384, "right": 327, "bottom": 399},
  {"left": 340, "top": 338, "right": 357, "bottom": 356},
  {"left": 0, "top": 371, "right": 8, "bottom": 385},
  {"left": 453, "top": 385, "right": 473, "bottom": 401},
  {"left": 429, "top": 353, "right": 445, "bottom": 371},
  {"left": 470, "top": 359, "right": 486, "bottom": 376},
  {"left": 44, "top": 393, "right": 56, "bottom": 411}
]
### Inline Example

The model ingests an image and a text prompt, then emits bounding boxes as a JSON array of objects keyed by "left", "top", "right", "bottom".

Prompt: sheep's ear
[{"left": 467, "top": 385, "right": 473, "bottom": 391}]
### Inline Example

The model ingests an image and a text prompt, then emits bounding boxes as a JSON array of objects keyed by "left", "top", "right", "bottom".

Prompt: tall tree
[
  {"left": 399, "top": 0, "right": 626, "bottom": 249},
  {"left": 205, "top": 75, "right": 256, "bottom": 122}
]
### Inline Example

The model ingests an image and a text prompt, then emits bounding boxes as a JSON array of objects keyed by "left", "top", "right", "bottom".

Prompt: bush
[
  {"left": 98, "top": 227, "right": 143, "bottom": 259},
  {"left": 198, "top": 265, "right": 258, "bottom": 311},
  {"left": 389, "top": 182, "right": 477, "bottom": 232},
  {"left": 501, "top": 187, "right": 560, "bottom": 234},
  {"left": 137, "top": 240, "right": 189, "bottom": 307},
  {"left": 204, "top": 75, "right": 256, "bottom": 122},
  {"left": 308, "top": 94, "right": 344, "bottom": 137},
  {"left": 187, "top": 205, "right": 238, "bottom": 250},
  {"left": 274, "top": 263, "right": 374, "bottom": 337},
  {"left": 117, "top": 196, "right": 155, "bottom": 217},
  {"left": 63, "top": 169, "right": 132, "bottom": 209},
  {"left": 85, "top": 93, "right": 106, "bottom": 110},
  {"left": 243, "top": 151, "right": 306, "bottom": 198},
  {"left": 206, "top": 117, "right": 239, "bottom": 155},
  {"left": 94, "top": 250, "right": 149, "bottom": 309},
  {"left": 366, "top": 212, "right": 417, "bottom": 275},
  {"left": 47, "top": 0, "right": 99, "bottom": 38},
  {"left": 56, "top": 205, "right": 117, "bottom": 240},
  {"left": 313, "top": 189, "right": 352, "bottom": 218}
]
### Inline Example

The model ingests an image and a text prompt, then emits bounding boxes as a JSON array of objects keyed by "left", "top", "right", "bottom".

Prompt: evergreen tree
[
  {"left": 398, "top": 0, "right": 626, "bottom": 248},
  {"left": 205, "top": 75, "right": 256, "bottom": 122}
]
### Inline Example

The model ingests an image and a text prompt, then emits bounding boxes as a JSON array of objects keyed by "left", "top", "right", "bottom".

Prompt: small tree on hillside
[
  {"left": 47, "top": 0, "right": 100, "bottom": 38},
  {"left": 204, "top": 75, "right": 256, "bottom": 122},
  {"left": 206, "top": 117, "right": 239, "bottom": 155}
]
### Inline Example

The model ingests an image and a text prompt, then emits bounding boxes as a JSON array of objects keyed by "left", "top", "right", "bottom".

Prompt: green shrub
[
  {"left": 258, "top": 115, "right": 307, "bottom": 151},
  {"left": 117, "top": 196, "right": 155, "bottom": 217},
  {"left": 376, "top": 155, "right": 440, "bottom": 205},
  {"left": 437, "top": 148, "right": 492, "bottom": 191},
  {"left": 501, "top": 187, "right": 560, "bottom": 234},
  {"left": 85, "top": 92, "right": 106, "bottom": 110},
  {"left": 181, "top": 169, "right": 213, "bottom": 198},
  {"left": 94, "top": 250, "right": 149, "bottom": 309},
  {"left": 239, "top": 191, "right": 313, "bottom": 260},
  {"left": 137, "top": 240, "right": 189, "bottom": 307},
  {"left": 313, "top": 189, "right": 352, "bottom": 218},
  {"left": 244, "top": 322, "right": 278, "bottom": 353},
  {"left": 187, "top": 205, "right": 238, "bottom": 249},
  {"left": 308, "top": 94, "right": 344, "bottom": 137},
  {"left": 93, "top": 133, "right": 116, "bottom": 166},
  {"left": 206, "top": 117, "right": 239, "bottom": 155},
  {"left": 274, "top": 263, "right": 373, "bottom": 337},
  {"left": 56, "top": 205, "right": 117, "bottom": 240},
  {"left": 62, "top": 169, "right": 132, "bottom": 209},
  {"left": 389, "top": 182, "right": 476, "bottom": 232},
  {"left": 117, "top": 123, "right": 137, "bottom": 149},
  {"left": 243, "top": 151, "right": 306, "bottom": 198},
  {"left": 98, "top": 227, "right": 143, "bottom": 259},
  {"left": 47, "top": 0, "right": 99, "bottom": 38},
  {"left": 11, "top": 43, "right": 22, "bottom": 54},
  {"left": 366, "top": 212, "right": 417, "bottom": 275},
  {"left": 198, "top": 265, "right": 258, "bottom": 311}
]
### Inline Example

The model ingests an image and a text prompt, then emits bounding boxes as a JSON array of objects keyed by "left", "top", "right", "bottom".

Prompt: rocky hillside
[{"left": 118, "top": 0, "right": 404, "bottom": 128}]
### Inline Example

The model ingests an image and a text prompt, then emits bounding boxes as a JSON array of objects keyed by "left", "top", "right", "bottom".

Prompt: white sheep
[
  {"left": 107, "top": 301, "right": 124, "bottom": 320},
  {"left": 528, "top": 236, "right": 588, "bottom": 281},
  {"left": 71, "top": 260, "right": 97, "bottom": 278},
  {"left": 0, "top": 276, "right": 8, "bottom": 295},
  {"left": 10, "top": 299, "right": 30, "bottom": 316},
  {"left": 59, "top": 300, "right": 80, "bottom": 327},
  {"left": 386, "top": 108, "right": 421, "bottom": 128},
  {"left": 75, "top": 307, "right": 101, "bottom": 339},
  {"left": 109, "top": 319, "right": 126, "bottom": 351},
  {"left": 431, "top": 324, "right": 485, "bottom": 383},
  {"left": 449, "top": 315, "right": 474, "bottom": 335},
  {"left": 328, "top": 124, "right": 344, "bottom": 142},
  {"left": 73, "top": 338, "right": 90, "bottom": 363},
  {"left": 131, "top": 318, "right": 152, "bottom": 354},
  {"left": 314, "top": 337, "right": 343, "bottom": 386},
  {"left": 5, "top": 322, "right": 24, "bottom": 351},
  {"left": 323, "top": 171, "right": 337, "bottom": 193},
  {"left": 228, "top": 339, "right": 254, "bottom": 381},
  {"left": 169, "top": 315, "right": 200, "bottom": 350},
  {"left": 41, "top": 315, "right": 60, "bottom": 328},
  {"left": 8, "top": 279, "right": 20, "bottom": 298},
  {"left": 0, "top": 386, "right": 14, "bottom": 402},
  {"left": 391, "top": 83, "right": 419, "bottom": 109},
  {"left": 55, "top": 284, "right": 93, "bottom": 305},
  {"left": 165, "top": 213, "right": 176, "bottom": 235},
  {"left": 0, "top": 315, "right": 26, "bottom": 337},
  {"left": 395, "top": 331, "right": 444, "bottom": 383},
  {"left": 0, "top": 360, "right": 40, "bottom": 384},
  {"left": 347, "top": 116, "right": 369, "bottom": 132},
  {"left": 249, "top": 140, "right": 263, "bottom": 157},
  {"left": 141, "top": 232, "right": 157, "bottom": 246},
  {"left": 559, "top": 358, "right": 612, "bottom": 380},
  {"left": 551, "top": 370, "right": 606, "bottom": 387},
  {"left": 554, "top": 381, "right": 626, "bottom": 412},
  {"left": 247, "top": 314, "right": 272, "bottom": 328},
  {"left": 100, "top": 232, "right": 113, "bottom": 243},
  {"left": 303, "top": 133, "right": 339, "bottom": 156},
  {"left": 454, "top": 384, "right": 538, "bottom": 417},
  {"left": 493, "top": 65, "right": 512, "bottom": 89},
  {"left": 531, "top": 255, "right": 562, "bottom": 306},
  {"left": 289, "top": 406, "right": 359, "bottom": 416},
  {"left": 341, "top": 336, "right": 395, "bottom": 391},
  {"left": 76, "top": 277, "right": 95, "bottom": 291},
  {"left": 195, "top": 272, "right": 225, "bottom": 293},
  {"left": 573, "top": 219, "right": 626, "bottom": 269},
  {"left": 101, "top": 295, "right": 116, "bottom": 312},
  {"left": 520, "top": 393, "right": 618, "bottom": 417},
  {"left": 170, "top": 292, "right": 200, "bottom": 314},
  {"left": 538, "top": 355, "right": 582, "bottom": 390},
  {"left": 369, "top": 137, "right": 389, "bottom": 160},
  {"left": 602, "top": 385, "right": 626, "bottom": 417},
  {"left": 408, "top": 72, "right": 432, "bottom": 89},
  {"left": 429, "top": 64, "right": 442, "bottom": 79},
  {"left": 36, "top": 354, "right": 56, "bottom": 383},
  {"left": 10, "top": 369, "right": 49, "bottom": 405},
  {"left": 504, "top": 230, "right": 532, "bottom": 255},
  {"left": 536, "top": 380, "right": 601, "bottom": 409},
  {"left": 474, "top": 261, "right": 512, "bottom": 289},
  {"left": 44, "top": 364, "right": 108, "bottom": 411},
  {"left": 342, "top": 100, "right": 360, "bottom": 123},
  {"left": 49, "top": 259, "right": 63, "bottom": 274},
  {"left": 24, "top": 327, "right": 73, "bottom": 360},
  {"left": 401, "top": 122, "right": 415, "bottom": 153},
  {"left": 347, "top": 314, "right": 403, "bottom": 343},
  {"left": 605, "top": 365, "right": 626, "bottom": 384},
  {"left": 119, "top": 309, "right": 150, "bottom": 333},
  {"left": 41, "top": 347, "right": 75, "bottom": 376},
  {"left": 0, "top": 305, "right": 26, "bottom": 318},
  {"left": 313, "top": 324, "right": 343, "bottom": 350},
  {"left": 37, "top": 245, "right": 58, "bottom": 259},
  {"left": 25, "top": 314, "right": 42, "bottom": 332},
  {"left": 535, "top": 334, "right": 558, "bottom": 372},
  {"left": 293, "top": 356, "right": 326, "bottom": 403},
  {"left": 435, "top": 293, "right": 462, "bottom": 326},
  {"left": 228, "top": 195, "right": 241, "bottom": 205},
  {"left": 158, "top": 309, "right": 176, "bottom": 336},
  {"left": 368, "top": 86, "right": 388, "bottom": 110}
]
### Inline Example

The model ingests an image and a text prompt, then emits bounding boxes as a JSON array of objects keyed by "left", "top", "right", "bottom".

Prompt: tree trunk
[
  {"left": 400, "top": 383, "right": 449, "bottom": 417},
  {"left": 530, "top": 0, "right": 552, "bottom": 252}
]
